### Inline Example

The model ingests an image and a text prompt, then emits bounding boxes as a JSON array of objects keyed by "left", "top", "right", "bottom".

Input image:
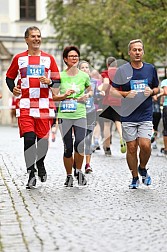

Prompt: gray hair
[
  {"left": 106, "top": 57, "right": 117, "bottom": 67},
  {"left": 128, "top": 39, "right": 144, "bottom": 51},
  {"left": 78, "top": 60, "right": 89, "bottom": 69}
]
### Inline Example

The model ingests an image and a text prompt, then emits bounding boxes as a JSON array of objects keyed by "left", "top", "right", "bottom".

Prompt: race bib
[
  {"left": 27, "top": 65, "right": 45, "bottom": 77},
  {"left": 130, "top": 79, "right": 148, "bottom": 92},
  {"left": 86, "top": 97, "right": 94, "bottom": 108},
  {"left": 60, "top": 99, "right": 77, "bottom": 112}
]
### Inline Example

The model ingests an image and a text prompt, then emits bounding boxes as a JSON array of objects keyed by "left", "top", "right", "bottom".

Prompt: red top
[
  {"left": 6, "top": 50, "right": 60, "bottom": 118},
  {"left": 101, "top": 68, "right": 121, "bottom": 107}
]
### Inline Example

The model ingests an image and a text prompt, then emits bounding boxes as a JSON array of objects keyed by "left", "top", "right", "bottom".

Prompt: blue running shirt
[{"left": 112, "top": 62, "right": 159, "bottom": 122}]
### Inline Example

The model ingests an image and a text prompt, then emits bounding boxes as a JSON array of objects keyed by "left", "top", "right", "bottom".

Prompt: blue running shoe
[
  {"left": 129, "top": 177, "right": 139, "bottom": 189},
  {"left": 138, "top": 166, "right": 151, "bottom": 186},
  {"left": 143, "top": 174, "right": 152, "bottom": 186}
]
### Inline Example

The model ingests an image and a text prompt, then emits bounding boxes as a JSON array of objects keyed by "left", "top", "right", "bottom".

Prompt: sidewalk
[{"left": 0, "top": 126, "right": 167, "bottom": 252}]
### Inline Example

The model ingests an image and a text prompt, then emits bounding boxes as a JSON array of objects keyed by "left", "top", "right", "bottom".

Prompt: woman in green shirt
[{"left": 53, "top": 46, "right": 93, "bottom": 187}]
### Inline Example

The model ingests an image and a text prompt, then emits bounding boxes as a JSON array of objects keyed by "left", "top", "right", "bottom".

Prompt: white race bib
[{"left": 60, "top": 99, "right": 77, "bottom": 112}]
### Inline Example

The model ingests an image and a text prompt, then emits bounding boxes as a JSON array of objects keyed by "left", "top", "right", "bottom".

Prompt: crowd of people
[{"left": 5, "top": 26, "right": 167, "bottom": 189}]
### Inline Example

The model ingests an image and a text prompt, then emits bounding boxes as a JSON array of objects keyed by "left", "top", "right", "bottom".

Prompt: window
[{"left": 20, "top": 0, "right": 36, "bottom": 20}]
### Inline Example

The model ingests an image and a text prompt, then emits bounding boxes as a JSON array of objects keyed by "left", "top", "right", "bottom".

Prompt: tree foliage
[{"left": 46, "top": 0, "right": 167, "bottom": 69}]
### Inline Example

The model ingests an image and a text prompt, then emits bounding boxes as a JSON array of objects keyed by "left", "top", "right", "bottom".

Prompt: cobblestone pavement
[{"left": 0, "top": 125, "right": 167, "bottom": 252}]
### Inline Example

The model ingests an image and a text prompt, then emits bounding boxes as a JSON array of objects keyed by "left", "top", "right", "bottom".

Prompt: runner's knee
[
  {"left": 24, "top": 132, "right": 36, "bottom": 150},
  {"left": 64, "top": 148, "right": 73, "bottom": 158}
]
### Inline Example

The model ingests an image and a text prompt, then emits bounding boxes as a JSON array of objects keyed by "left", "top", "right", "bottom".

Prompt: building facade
[{"left": 0, "top": 0, "right": 61, "bottom": 125}]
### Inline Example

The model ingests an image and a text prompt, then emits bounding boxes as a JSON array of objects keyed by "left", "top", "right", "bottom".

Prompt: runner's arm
[{"left": 6, "top": 77, "right": 15, "bottom": 93}]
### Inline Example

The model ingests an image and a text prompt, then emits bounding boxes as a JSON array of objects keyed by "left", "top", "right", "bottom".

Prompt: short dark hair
[
  {"left": 24, "top": 26, "right": 41, "bottom": 38},
  {"left": 63, "top": 45, "right": 80, "bottom": 64}
]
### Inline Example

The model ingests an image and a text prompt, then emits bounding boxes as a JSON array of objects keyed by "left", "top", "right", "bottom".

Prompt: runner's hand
[
  {"left": 13, "top": 86, "right": 21, "bottom": 97},
  {"left": 39, "top": 76, "right": 51, "bottom": 85},
  {"left": 144, "top": 86, "right": 152, "bottom": 97},
  {"left": 126, "top": 90, "right": 137, "bottom": 98},
  {"left": 65, "top": 89, "right": 75, "bottom": 96}
]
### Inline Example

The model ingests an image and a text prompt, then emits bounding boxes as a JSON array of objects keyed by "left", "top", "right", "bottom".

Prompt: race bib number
[
  {"left": 86, "top": 97, "right": 93, "bottom": 108},
  {"left": 60, "top": 99, "right": 77, "bottom": 112},
  {"left": 27, "top": 65, "right": 45, "bottom": 77},
  {"left": 130, "top": 79, "right": 148, "bottom": 92}
]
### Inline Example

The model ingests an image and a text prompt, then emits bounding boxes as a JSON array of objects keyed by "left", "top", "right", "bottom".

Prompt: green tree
[
  {"left": 46, "top": 0, "right": 167, "bottom": 69},
  {"left": 129, "top": 0, "right": 167, "bottom": 64}
]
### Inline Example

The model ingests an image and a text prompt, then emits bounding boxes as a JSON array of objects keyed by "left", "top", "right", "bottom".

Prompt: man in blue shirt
[{"left": 112, "top": 39, "right": 159, "bottom": 189}]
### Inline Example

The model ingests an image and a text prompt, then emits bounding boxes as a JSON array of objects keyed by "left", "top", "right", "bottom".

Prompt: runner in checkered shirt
[{"left": 6, "top": 26, "right": 60, "bottom": 189}]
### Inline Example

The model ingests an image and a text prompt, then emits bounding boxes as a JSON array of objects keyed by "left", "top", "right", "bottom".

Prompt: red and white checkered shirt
[{"left": 6, "top": 50, "right": 60, "bottom": 118}]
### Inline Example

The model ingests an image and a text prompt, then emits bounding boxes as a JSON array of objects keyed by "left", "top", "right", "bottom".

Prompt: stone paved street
[{"left": 0, "top": 125, "right": 167, "bottom": 252}]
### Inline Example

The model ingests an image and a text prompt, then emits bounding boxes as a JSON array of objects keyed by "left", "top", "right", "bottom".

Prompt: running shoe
[
  {"left": 96, "top": 146, "right": 100, "bottom": 150},
  {"left": 103, "top": 147, "right": 112, "bottom": 157},
  {"left": 129, "top": 177, "right": 139, "bottom": 189},
  {"left": 138, "top": 166, "right": 151, "bottom": 186},
  {"left": 160, "top": 148, "right": 167, "bottom": 155},
  {"left": 92, "top": 143, "right": 101, "bottom": 152},
  {"left": 64, "top": 175, "right": 74, "bottom": 187},
  {"left": 160, "top": 147, "right": 164, "bottom": 153},
  {"left": 37, "top": 164, "right": 47, "bottom": 182},
  {"left": 26, "top": 170, "right": 36, "bottom": 189},
  {"left": 85, "top": 164, "right": 93, "bottom": 174},
  {"left": 152, "top": 142, "right": 157, "bottom": 149},
  {"left": 94, "top": 139, "right": 100, "bottom": 149},
  {"left": 76, "top": 170, "right": 87, "bottom": 186},
  {"left": 120, "top": 138, "right": 126, "bottom": 153}
]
